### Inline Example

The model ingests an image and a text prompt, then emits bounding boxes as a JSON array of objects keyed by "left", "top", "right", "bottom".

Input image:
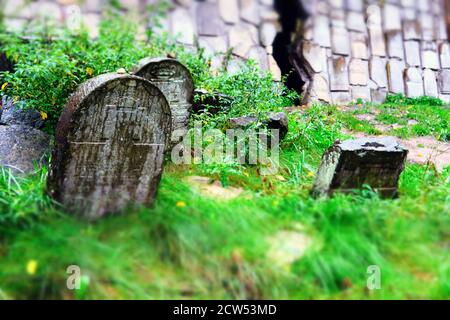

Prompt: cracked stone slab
[
  {"left": 387, "top": 60, "right": 405, "bottom": 94},
  {"left": 218, "top": 0, "right": 239, "bottom": 24},
  {"left": 439, "top": 43, "right": 450, "bottom": 69},
  {"left": 350, "top": 32, "right": 369, "bottom": 60},
  {"left": 405, "top": 67, "right": 424, "bottom": 98},
  {"left": 240, "top": 0, "right": 261, "bottom": 25},
  {"left": 403, "top": 21, "right": 421, "bottom": 41},
  {"left": 260, "top": 22, "right": 278, "bottom": 47},
  {"left": 383, "top": 4, "right": 402, "bottom": 32},
  {"left": 196, "top": 2, "right": 225, "bottom": 37},
  {"left": 312, "top": 137, "right": 408, "bottom": 198},
  {"left": 370, "top": 56, "right": 388, "bottom": 88},
  {"left": 347, "top": 11, "right": 366, "bottom": 33},
  {"left": 229, "top": 24, "right": 258, "bottom": 58},
  {"left": 309, "top": 73, "right": 331, "bottom": 103},
  {"left": 369, "top": 25, "right": 386, "bottom": 57},
  {"left": 386, "top": 31, "right": 404, "bottom": 60},
  {"left": 302, "top": 41, "right": 328, "bottom": 73},
  {"left": 422, "top": 42, "right": 440, "bottom": 70},
  {"left": 312, "top": 15, "right": 331, "bottom": 47},
  {"left": 423, "top": 69, "right": 439, "bottom": 97},
  {"left": 438, "top": 70, "right": 450, "bottom": 94},
  {"left": 404, "top": 41, "right": 422, "bottom": 67},
  {"left": 170, "top": 7, "right": 195, "bottom": 45},
  {"left": 328, "top": 56, "right": 349, "bottom": 91},
  {"left": 349, "top": 59, "right": 369, "bottom": 86},
  {"left": 331, "top": 25, "right": 350, "bottom": 56}
]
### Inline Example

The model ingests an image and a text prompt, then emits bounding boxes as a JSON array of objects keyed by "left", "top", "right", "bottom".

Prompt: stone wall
[
  {"left": 1, "top": 0, "right": 450, "bottom": 105},
  {"left": 293, "top": 0, "right": 450, "bottom": 105}
]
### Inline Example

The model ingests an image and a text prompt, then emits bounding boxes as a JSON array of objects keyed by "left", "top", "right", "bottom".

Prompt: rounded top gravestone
[
  {"left": 48, "top": 73, "right": 172, "bottom": 220},
  {"left": 132, "top": 58, "right": 194, "bottom": 145}
]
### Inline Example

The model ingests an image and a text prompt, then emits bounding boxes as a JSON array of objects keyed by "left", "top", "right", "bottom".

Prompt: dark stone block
[
  {"left": 193, "top": 89, "right": 233, "bottom": 115},
  {"left": 266, "top": 112, "right": 289, "bottom": 139},
  {"left": 0, "top": 96, "right": 44, "bottom": 129},
  {"left": 227, "top": 112, "right": 289, "bottom": 139},
  {"left": 312, "top": 137, "right": 408, "bottom": 198},
  {"left": 0, "top": 52, "right": 14, "bottom": 73}
]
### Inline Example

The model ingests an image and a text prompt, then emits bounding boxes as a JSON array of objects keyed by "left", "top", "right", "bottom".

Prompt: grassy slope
[
  {"left": 0, "top": 104, "right": 449, "bottom": 300},
  {"left": 0, "top": 13, "right": 448, "bottom": 300}
]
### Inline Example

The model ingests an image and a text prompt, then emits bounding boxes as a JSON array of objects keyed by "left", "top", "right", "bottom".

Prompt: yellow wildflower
[
  {"left": 86, "top": 67, "right": 94, "bottom": 76},
  {"left": 176, "top": 201, "right": 186, "bottom": 208},
  {"left": 40, "top": 111, "right": 48, "bottom": 120},
  {"left": 26, "top": 260, "right": 38, "bottom": 275},
  {"left": 307, "top": 171, "right": 315, "bottom": 178},
  {"left": 1, "top": 83, "right": 8, "bottom": 91}
]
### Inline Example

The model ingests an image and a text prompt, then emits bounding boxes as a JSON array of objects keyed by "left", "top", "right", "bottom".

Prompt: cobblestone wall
[
  {"left": 294, "top": 0, "right": 450, "bottom": 105},
  {"left": 1, "top": 0, "right": 450, "bottom": 105}
]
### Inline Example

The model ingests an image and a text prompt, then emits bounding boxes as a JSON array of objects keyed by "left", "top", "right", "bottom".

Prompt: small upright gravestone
[
  {"left": 47, "top": 73, "right": 172, "bottom": 220},
  {"left": 312, "top": 137, "right": 408, "bottom": 198},
  {"left": 133, "top": 58, "right": 194, "bottom": 145}
]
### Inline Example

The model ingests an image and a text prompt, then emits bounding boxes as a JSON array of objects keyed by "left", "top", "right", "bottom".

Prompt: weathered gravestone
[
  {"left": 47, "top": 73, "right": 172, "bottom": 220},
  {"left": 312, "top": 137, "right": 408, "bottom": 198},
  {"left": 133, "top": 58, "right": 194, "bottom": 145}
]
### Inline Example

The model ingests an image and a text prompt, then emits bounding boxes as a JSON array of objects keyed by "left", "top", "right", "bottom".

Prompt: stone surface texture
[
  {"left": 0, "top": 124, "right": 51, "bottom": 174},
  {"left": 312, "top": 137, "right": 408, "bottom": 198},
  {"left": 293, "top": 0, "right": 450, "bottom": 105},
  {"left": 132, "top": 57, "right": 194, "bottom": 145},
  {"left": 2, "top": 0, "right": 450, "bottom": 104},
  {"left": 47, "top": 73, "right": 172, "bottom": 220},
  {"left": 1, "top": 96, "right": 44, "bottom": 129}
]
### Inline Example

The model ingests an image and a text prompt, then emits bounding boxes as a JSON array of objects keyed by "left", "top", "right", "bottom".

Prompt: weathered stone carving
[
  {"left": 47, "top": 73, "right": 172, "bottom": 220},
  {"left": 133, "top": 58, "right": 194, "bottom": 145},
  {"left": 312, "top": 137, "right": 408, "bottom": 198}
]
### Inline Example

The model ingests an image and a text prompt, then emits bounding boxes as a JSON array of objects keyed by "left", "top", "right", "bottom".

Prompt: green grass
[
  {"left": 0, "top": 110, "right": 449, "bottom": 299},
  {"left": 0, "top": 10, "right": 449, "bottom": 300},
  {"left": 314, "top": 99, "right": 449, "bottom": 141},
  {"left": 0, "top": 155, "right": 449, "bottom": 300}
]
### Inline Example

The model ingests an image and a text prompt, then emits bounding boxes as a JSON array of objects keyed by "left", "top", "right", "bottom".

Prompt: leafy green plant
[
  {"left": 0, "top": 167, "right": 55, "bottom": 227},
  {"left": 385, "top": 94, "right": 446, "bottom": 107},
  {"left": 0, "top": 13, "right": 298, "bottom": 134}
]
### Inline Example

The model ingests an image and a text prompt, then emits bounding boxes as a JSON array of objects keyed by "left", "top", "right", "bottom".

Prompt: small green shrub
[
  {"left": 0, "top": 167, "right": 55, "bottom": 227},
  {"left": 0, "top": 12, "right": 298, "bottom": 133}
]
